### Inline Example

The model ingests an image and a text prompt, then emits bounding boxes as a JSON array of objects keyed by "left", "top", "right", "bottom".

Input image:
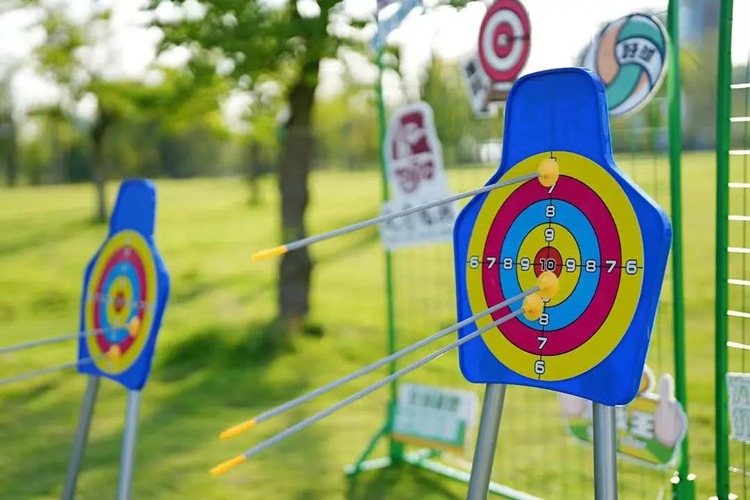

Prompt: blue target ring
[
  {"left": 499, "top": 200, "right": 600, "bottom": 330},
  {"left": 99, "top": 261, "right": 142, "bottom": 343}
]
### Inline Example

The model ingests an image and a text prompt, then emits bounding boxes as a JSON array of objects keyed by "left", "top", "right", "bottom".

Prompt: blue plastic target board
[
  {"left": 453, "top": 68, "right": 671, "bottom": 406},
  {"left": 77, "top": 180, "right": 170, "bottom": 390}
]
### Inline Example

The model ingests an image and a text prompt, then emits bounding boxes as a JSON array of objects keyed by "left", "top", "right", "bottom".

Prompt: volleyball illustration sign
[
  {"left": 560, "top": 366, "right": 687, "bottom": 468},
  {"left": 582, "top": 13, "right": 668, "bottom": 117},
  {"left": 453, "top": 68, "right": 671, "bottom": 406},
  {"left": 379, "top": 102, "right": 456, "bottom": 249},
  {"left": 78, "top": 180, "right": 170, "bottom": 391}
]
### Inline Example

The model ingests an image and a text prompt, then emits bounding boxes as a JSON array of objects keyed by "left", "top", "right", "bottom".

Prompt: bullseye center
[
  {"left": 114, "top": 291, "right": 125, "bottom": 312},
  {"left": 533, "top": 247, "right": 562, "bottom": 277},
  {"left": 493, "top": 24, "right": 513, "bottom": 57}
]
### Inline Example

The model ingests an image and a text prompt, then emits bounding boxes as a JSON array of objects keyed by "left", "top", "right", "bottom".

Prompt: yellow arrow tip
[
  {"left": 538, "top": 158, "right": 559, "bottom": 187},
  {"left": 210, "top": 455, "right": 246, "bottom": 477},
  {"left": 522, "top": 293, "right": 544, "bottom": 321},
  {"left": 219, "top": 419, "right": 257, "bottom": 440},
  {"left": 252, "top": 245, "right": 288, "bottom": 262},
  {"left": 537, "top": 271, "right": 559, "bottom": 300}
]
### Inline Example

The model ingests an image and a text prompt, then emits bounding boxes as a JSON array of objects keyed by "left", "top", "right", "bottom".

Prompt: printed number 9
[
  {"left": 534, "top": 360, "right": 545, "bottom": 375},
  {"left": 544, "top": 228, "right": 555, "bottom": 242},
  {"left": 520, "top": 257, "right": 531, "bottom": 271},
  {"left": 565, "top": 258, "right": 576, "bottom": 272}
]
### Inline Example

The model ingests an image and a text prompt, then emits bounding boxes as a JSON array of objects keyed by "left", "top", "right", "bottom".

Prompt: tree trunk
[
  {"left": 5, "top": 118, "right": 17, "bottom": 187},
  {"left": 248, "top": 141, "right": 262, "bottom": 206},
  {"left": 91, "top": 114, "right": 110, "bottom": 223},
  {"left": 277, "top": 61, "right": 319, "bottom": 343}
]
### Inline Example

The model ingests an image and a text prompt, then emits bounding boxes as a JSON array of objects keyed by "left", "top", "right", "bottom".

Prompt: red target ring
[{"left": 478, "top": 0, "right": 531, "bottom": 83}]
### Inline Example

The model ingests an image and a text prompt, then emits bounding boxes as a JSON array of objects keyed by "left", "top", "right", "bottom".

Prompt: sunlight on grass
[{"left": 0, "top": 152, "right": 717, "bottom": 499}]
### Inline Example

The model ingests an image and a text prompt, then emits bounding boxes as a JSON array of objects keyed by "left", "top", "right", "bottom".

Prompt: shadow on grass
[
  {"left": 345, "top": 463, "right": 463, "bottom": 500},
  {"left": 0, "top": 216, "right": 96, "bottom": 257}
]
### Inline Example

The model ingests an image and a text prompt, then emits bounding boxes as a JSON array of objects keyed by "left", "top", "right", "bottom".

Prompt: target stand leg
[
  {"left": 62, "top": 375, "right": 101, "bottom": 500},
  {"left": 116, "top": 390, "right": 142, "bottom": 500},
  {"left": 593, "top": 403, "right": 618, "bottom": 500},
  {"left": 467, "top": 383, "right": 507, "bottom": 500}
]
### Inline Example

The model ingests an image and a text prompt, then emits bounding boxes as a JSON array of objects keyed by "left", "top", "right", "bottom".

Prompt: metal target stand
[
  {"left": 62, "top": 376, "right": 144, "bottom": 500},
  {"left": 467, "top": 384, "right": 618, "bottom": 500}
]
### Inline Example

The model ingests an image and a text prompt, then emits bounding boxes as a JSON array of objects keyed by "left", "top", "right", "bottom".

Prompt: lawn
[{"left": 0, "top": 151, "right": 718, "bottom": 499}]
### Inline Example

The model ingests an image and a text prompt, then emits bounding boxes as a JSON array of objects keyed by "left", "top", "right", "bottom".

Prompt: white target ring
[{"left": 477, "top": 0, "right": 531, "bottom": 83}]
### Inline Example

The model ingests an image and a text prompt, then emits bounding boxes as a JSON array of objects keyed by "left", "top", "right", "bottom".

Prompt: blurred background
[{"left": 0, "top": 0, "right": 735, "bottom": 499}]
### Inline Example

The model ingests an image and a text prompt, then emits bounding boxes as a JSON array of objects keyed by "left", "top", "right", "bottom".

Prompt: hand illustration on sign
[
  {"left": 560, "top": 366, "right": 687, "bottom": 468},
  {"left": 653, "top": 374, "right": 685, "bottom": 447}
]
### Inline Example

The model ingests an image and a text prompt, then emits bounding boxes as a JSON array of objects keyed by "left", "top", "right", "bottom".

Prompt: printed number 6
[
  {"left": 534, "top": 360, "right": 545, "bottom": 375},
  {"left": 469, "top": 256, "right": 479, "bottom": 269}
]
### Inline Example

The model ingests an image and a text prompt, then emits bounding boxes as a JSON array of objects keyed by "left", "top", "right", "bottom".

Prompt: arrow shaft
[
  {"left": 285, "top": 172, "right": 540, "bottom": 253},
  {"left": 240, "top": 307, "right": 525, "bottom": 460}
]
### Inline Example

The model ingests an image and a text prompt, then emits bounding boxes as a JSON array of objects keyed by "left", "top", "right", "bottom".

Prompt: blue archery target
[
  {"left": 78, "top": 180, "right": 170, "bottom": 391},
  {"left": 453, "top": 68, "right": 671, "bottom": 406}
]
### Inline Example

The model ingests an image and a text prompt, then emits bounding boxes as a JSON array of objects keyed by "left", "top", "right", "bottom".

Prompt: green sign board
[{"left": 392, "top": 383, "right": 478, "bottom": 455}]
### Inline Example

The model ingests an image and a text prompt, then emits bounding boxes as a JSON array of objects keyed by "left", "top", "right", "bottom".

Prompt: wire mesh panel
[
  {"left": 370, "top": 1, "right": 689, "bottom": 498},
  {"left": 716, "top": 1, "right": 750, "bottom": 498}
]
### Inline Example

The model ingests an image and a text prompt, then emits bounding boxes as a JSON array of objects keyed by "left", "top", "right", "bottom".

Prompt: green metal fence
[
  {"left": 351, "top": 1, "right": 692, "bottom": 498},
  {"left": 714, "top": 1, "right": 750, "bottom": 498}
]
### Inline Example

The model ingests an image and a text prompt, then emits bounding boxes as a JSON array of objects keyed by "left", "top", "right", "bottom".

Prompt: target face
[
  {"left": 477, "top": 0, "right": 531, "bottom": 83},
  {"left": 84, "top": 230, "right": 156, "bottom": 374},
  {"left": 466, "top": 152, "right": 643, "bottom": 381},
  {"left": 78, "top": 180, "right": 169, "bottom": 391},
  {"left": 454, "top": 68, "right": 671, "bottom": 406}
]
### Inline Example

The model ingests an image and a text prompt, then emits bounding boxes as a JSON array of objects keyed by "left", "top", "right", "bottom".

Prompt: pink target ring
[{"left": 478, "top": 0, "right": 531, "bottom": 83}]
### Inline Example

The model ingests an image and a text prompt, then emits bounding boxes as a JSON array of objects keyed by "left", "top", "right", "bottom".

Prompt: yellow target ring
[
  {"left": 466, "top": 151, "right": 644, "bottom": 381},
  {"left": 517, "top": 223, "right": 581, "bottom": 307},
  {"left": 85, "top": 230, "right": 157, "bottom": 374}
]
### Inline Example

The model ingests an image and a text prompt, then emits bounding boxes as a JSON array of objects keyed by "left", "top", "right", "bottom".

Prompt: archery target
[
  {"left": 477, "top": 0, "right": 530, "bottom": 83},
  {"left": 84, "top": 229, "right": 157, "bottom": 374},
  {"left": 465, "top": 151, "right": 644, "bottom": 381},
  {"left": 582, "top": 13, "right": 668, "bottom": 117}
]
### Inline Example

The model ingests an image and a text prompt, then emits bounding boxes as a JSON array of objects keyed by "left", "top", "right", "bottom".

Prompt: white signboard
[
  {"left": 392, "top": 383, "right": 478, "bottom": 454},
  {"left": 378, "top": 102, "right": 457, "bottom": 250},
  {"left": 461, "top": 55, "right": 493, "bottom": 118},
  {"left": 728, "top": 372, "right": 750, "bottom": 443}
]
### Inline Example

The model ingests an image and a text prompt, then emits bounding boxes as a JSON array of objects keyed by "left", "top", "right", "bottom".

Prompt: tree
[
  {"left": 156, "top": 0, "right": 373, "bottom": 344},
  {"left": 0, "top": 70, "right": 18, "bottom": 187}
]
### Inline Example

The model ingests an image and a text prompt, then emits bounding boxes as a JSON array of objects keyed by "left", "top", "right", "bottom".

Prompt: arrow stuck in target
[
  {"left": 210, "top": 273, "right": 559, "bottom": 476},
  {"left": 252, "top": 160, "right": 559, "bottom": 262}
]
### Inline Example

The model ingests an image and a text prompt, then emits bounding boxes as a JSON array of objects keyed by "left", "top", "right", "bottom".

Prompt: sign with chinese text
[
  {"left": 378, "top": 102, "right": 457, "bottom": 249},
  {"left": 728, "top": 373, "right": 750, "bottom": 443},
  {"left": 392, "top": 383, "right": 478, "bottom": 455},
  {"left": 560, "top": 367, "right": 687, "bottom": 468}
]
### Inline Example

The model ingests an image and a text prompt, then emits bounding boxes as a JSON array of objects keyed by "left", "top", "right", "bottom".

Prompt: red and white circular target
[{"left": 477, "top": 0, "right": 531, "bottom": 83}]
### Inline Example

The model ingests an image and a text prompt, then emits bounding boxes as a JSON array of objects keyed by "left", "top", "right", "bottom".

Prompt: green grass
[{"left": 0, "top": 151, "right": 717, "bottom": 499}]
